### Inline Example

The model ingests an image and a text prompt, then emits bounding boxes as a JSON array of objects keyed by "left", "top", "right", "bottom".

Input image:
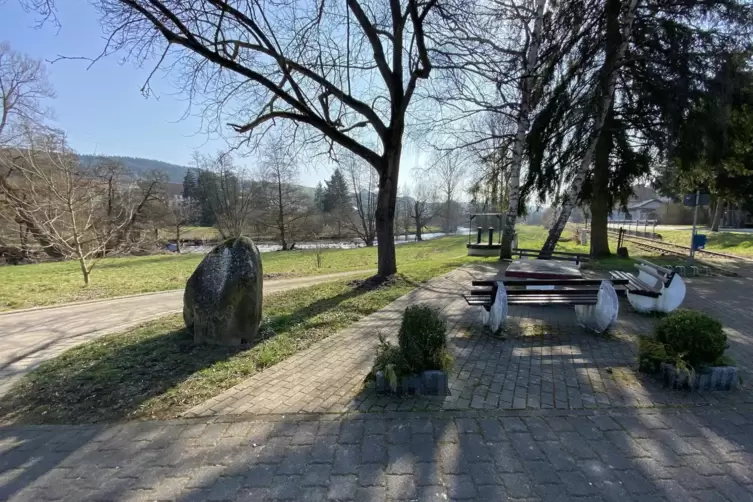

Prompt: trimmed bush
[
  {"left": 398, "top": 305, "right": 448, "bottom": 373},
  {"left": 656, "top": 309, "right": 726, "bottom": 368},
  {"left": 638, "top": 336, "right": 667, "bottom": 374}
]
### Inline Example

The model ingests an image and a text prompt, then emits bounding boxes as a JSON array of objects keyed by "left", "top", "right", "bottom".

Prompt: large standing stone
[{"left": 183, "top": 236, "right": 263, "bottom": 345}]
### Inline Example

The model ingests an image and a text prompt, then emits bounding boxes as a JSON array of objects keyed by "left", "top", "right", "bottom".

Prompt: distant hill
[{"left": 78, "top": 154, "right": 190, "bottom": 183}]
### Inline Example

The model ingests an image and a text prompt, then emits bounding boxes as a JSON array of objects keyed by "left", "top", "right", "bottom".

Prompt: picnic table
[
  {"left": 505, "top": 259, "right": 582, "bottom": 280},
  {"left": 464, "top": 258, "right": 625, "bottom": 334}
]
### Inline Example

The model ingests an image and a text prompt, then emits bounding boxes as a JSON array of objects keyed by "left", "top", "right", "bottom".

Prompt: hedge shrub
[
  {"left": 398, "top": 305, "right": 448, "bottom": 373},
  {"left": 656, "top": 309, "right": 726, "bottom": 368}
]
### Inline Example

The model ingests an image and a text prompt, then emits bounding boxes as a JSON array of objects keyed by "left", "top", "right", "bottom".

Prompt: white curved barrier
[
  {"left": 484, "top": 281, "right": 508, "bottom": 333},
  {"left": 655, "top": 274, "right": 686, "bottom": 313},
  {"left": 626, "top": 269, "right": 686, "bottom": 314},
  {"left": 575, "top": 280, "right": 620, "bottom": 333}
]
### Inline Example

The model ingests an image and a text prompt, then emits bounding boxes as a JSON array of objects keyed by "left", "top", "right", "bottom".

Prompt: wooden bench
[
  {"left": 610, "top": 259, "right": 685, "bottom": 313},
  {"left": 609, "top": 270, "right": 662, "bottom": 298},
  {"left": 512, "top": 248, "right": 590, "bottom": 265}
]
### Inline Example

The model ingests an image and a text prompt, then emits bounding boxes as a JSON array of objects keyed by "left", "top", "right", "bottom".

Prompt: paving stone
[
  {"left": 354, "top": 486, "right": 386, "bottom": 502},
  {"left": 468, "top": 462, "right": 501, "bottom": 485},
  {"left": 327, "top": 475, "right": 357, "bottom": 500},
  {"left": 500, "top": 472, "right": 535, "bottom": 498},
  {"left": 362, "top": 435, "right": 388, "bottom": 464},
  {"left": 446, "top": 474, "right": 477, "bottom": 499},
  {"left": 614, "top": 468, "right": 657, "bottom": 495},
  {"left": 413, "top": 462, "right": 442, "bottom": 486},
  {"left": 710, "top": 475, "right": 753, "bottom": 502},
  {"left": 302, "top": 463, "right": 332, "bottom": 487},
  {"left": 386, "top": 474, "right": 417, "bottom": 500},
  {"left": 388, "top": 443, "right": 415, "bottom": 474}
]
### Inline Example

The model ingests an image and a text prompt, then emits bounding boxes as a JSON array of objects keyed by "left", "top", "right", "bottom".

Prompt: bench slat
[{"left": 506, "top": 288, "right": 600, "bottom": 296}]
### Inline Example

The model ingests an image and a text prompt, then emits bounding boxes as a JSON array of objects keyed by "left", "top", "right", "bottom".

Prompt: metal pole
[{"left": 689, "top": 189, "right": 700, "bottom": 264}]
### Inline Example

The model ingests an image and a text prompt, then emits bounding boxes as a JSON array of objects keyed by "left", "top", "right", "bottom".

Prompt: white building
[{"left": 610, "top": 198, "right": 663, "bottom": 221}]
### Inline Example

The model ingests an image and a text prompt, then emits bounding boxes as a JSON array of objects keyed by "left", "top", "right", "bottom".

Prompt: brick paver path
[
  {"left": 0, "top": 270, "right": 372, "bottom": 397},
  {"left": 2, "top": 407, "right": 753, "bottom": 501},
  {"left": 2, "top": 264, "right": 753, "bottom": 501},
  {"left": 186, "top": 264, "right": 753, "bottom": 418}
]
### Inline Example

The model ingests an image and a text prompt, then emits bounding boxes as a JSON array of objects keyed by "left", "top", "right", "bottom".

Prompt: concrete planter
[
  {"left": 660, "top": 362, "right": 740, "bottom": 391},
  {"left": 375, "top": 370, "right": 449, "bottom": 396}
]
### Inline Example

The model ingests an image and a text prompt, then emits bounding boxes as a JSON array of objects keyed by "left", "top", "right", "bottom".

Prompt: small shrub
[
  {"left": 398, "top": 305, "right": 448, "bottom": 373},
  {"left": 656, "top": 309, "right": 726, "bottom": 368},
  {"left": 637, "top": 336, "right": 667, "bottom": 374},
  {"left": 372, "top": 333, "right": 407, "bottom": 391}
]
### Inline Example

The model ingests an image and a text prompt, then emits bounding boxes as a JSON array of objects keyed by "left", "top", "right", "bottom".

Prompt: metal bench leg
[
  {"left": 484, "top": 281, "right": 508, "bottom": 334},
  {"left": 575, "top": 280, "right": 619, "bottom": 334}
]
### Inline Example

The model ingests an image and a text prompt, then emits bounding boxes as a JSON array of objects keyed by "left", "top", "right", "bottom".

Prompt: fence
[{"left": 607, "top": 220, "right": 658, "bottom": 239}]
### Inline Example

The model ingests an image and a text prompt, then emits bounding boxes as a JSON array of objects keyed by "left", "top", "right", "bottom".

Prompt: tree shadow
[{"left": 0, "top": 284, "right": 373, "bottom": 426}]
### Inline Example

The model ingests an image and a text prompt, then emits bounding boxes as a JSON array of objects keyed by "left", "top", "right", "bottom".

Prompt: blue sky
[{"left": 1, "top": 2, "right": 431, "bottom": 187}]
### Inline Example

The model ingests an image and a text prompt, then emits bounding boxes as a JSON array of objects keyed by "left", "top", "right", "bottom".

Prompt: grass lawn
[
  {"left": 0, "top": 252, "right": 492, "bottom": 424},
  {"left": 0, "top": 225, "right": 586, "bottom": 311},
  {"left": 658, "top": 229, "right": 753, "bottom": 258}
]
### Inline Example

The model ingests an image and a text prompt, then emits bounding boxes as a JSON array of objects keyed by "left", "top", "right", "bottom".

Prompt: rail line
[{"left": 608, "top": 231, "right": 753, "bottom": 263}]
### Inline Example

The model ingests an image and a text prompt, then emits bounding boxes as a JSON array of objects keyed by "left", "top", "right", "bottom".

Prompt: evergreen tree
[
  {"left": 195, "top": 169, "right": 218, "bottom": 227},
  {"left": 323, "top": 169, "right": 350, "bottom": 213},
  {"left": 314, "top": 182, "right": 326, "bottom": 212},
  {"left": 323, "top": 168, "right": 351, "bottom": 237},
  {"left": 182, "top": 169, "right": 198, "bottom": 200}
]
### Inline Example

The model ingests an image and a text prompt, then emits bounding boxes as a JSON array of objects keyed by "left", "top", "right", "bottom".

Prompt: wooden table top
[{"left": 505, "top": 259, "right": 583, "bottom": 280}]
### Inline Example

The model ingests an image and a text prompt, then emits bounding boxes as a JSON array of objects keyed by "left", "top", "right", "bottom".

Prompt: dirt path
[{"left": 0, "top": 270, "right": 373, "bottom": 397}]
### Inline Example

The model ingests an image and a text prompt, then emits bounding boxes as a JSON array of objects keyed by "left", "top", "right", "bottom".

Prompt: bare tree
[
  {"left": 342, "top": 154, "right": 377, "bottom": 246},
  {"left": 0, "top": 42, "right": 54, "bottom": 143},
  {"left": 87, "top": 0, "right": 440, "bottom": 278},
  {"left": 164, "top": 196, "right": 199, "bottom": 253},
  {"left": 411, "top": 181, "right": 436, "bottom": 241},
  {"left": 192, "top": 152, "right": 254, "bottom": 239},
  {"left": 257, "top": 143, "right": 310, "bottom": 250},
  {"left": 0, "top": 127, "right": 148, "bottom": 284},
  {"left": 432, "top": 152, "right": 465, "bottom": 233}
]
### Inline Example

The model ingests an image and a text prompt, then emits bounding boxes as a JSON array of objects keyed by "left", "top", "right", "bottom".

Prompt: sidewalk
[{"left": 2, "top": 406, "right": 752, "bottom": 501}]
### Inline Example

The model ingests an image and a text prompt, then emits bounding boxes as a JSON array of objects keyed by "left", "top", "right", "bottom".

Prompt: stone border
[
  {"left": 375, "top": 370, "right": 449, "bottom": 396},
  {"left": 660, "top": 362, "right": 740, "bottom": 391}
]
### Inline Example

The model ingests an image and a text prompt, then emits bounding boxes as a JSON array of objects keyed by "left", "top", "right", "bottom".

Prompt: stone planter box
[
  {"left": 660, "top": 362, "right": 740, "bottom": 391},
  {"left": 375, "top": 370, "right": 449, "bottom": 396}
]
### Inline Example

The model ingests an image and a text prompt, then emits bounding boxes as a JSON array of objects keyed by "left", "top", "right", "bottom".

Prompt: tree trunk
[
  {"left": 375, "top": 151, "right": 399, "bottom": 277},
  {"left": 711, "top": 198, "right": 724, "bottom": 231},
  {"left": 590, "top": 107, "right": 614, "bottom": 258},
  {"left": 175, "top": 225, "right": 182, "bottom": 253},
  {"left": 501, "top": 0, "right": 547, "bottom": 259},
  {"left": 414, "top": 205, "right": 423, "bottom": 242},
  {"left": 540, "top": 0, "right": 640, "bottom": 255},
  {"left": 79, "top": 257, "right": 90, "bottom": 285}
]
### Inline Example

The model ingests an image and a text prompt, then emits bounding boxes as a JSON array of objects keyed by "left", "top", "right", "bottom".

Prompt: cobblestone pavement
[
  {"left": 3, "top": 264, "right": 753, "bottom": 501},
  {"left": 186, "top": 264, "right": 753, "bottom": 418},
  {"left": 2, "top": 406, "right": 753, "bottom": 501},
  {"left": 0, "top": 270, "right": 372, "bottom": 397}
]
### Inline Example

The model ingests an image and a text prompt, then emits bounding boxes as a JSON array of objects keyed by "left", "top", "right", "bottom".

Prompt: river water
[{"left": 179, "top": 228, "right": 469, "bottom": 254}]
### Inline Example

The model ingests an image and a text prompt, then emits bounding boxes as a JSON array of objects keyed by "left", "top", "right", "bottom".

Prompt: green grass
[
  {"left": 0, "top": 249, "right": 491, "bottom": 424},
  {"left": 658, "top": 229, "right": 753, "bottom": 258},
  {"left": 0, "top": 224, "right": 672, "bottom": 424},
  {"left": 0, "top": 226, "right": 584, "bottom": 311}
]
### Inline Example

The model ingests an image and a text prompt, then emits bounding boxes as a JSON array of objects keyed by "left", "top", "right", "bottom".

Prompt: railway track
[{"left": 606, "top": 231, "right": 751, "bottom": 276}]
